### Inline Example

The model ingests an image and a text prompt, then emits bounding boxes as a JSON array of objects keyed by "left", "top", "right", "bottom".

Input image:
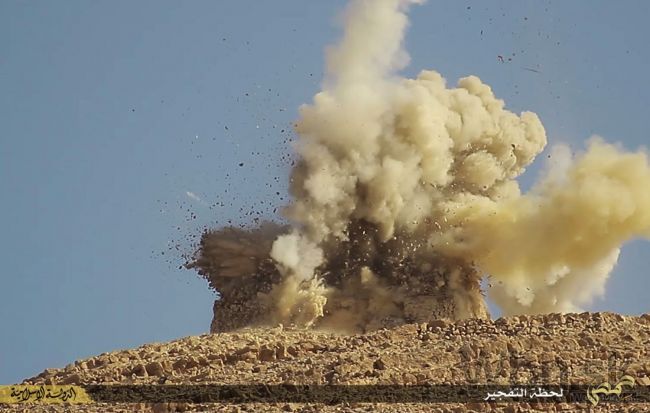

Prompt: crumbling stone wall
[
  {"left": 189, "top": 224, "right": 489, "bottom": 333},
  {"left": 206, "top": 263, "right": 488, "bottom": 333}
]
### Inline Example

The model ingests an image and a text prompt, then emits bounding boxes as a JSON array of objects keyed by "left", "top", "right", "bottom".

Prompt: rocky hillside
[{"left": 6, "top": 312, "right": 650, "bottom": 412}]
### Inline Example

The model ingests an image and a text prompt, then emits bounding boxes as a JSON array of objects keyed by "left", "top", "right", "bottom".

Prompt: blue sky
[{"left": 1, "top": 0, "right": 649, "bottom": 385}]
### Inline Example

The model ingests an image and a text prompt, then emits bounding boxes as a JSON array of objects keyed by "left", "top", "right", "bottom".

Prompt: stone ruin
[{"left": 188, "top": 222, "right": 489, "bottom": 333}]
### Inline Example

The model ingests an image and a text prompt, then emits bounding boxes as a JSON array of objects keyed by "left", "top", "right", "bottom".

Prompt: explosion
[{"left": 189, "top": 0, "right": 650, "bottom": 333}]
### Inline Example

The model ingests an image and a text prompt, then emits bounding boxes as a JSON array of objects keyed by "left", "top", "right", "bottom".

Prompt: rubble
[{"left": 8, "top": 312, "right": 649, "bottom": 412}]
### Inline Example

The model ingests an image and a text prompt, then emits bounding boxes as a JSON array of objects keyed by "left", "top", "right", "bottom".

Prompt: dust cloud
[{"left": 189, "top": 0, "right": 650, "bottom": 332}]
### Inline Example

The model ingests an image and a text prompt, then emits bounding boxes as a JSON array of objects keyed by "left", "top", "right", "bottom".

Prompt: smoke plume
[{"left": 191, "top": 0, "right": 650, "bottom": 332}]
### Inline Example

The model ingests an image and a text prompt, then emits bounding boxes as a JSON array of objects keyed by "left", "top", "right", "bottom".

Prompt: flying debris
[{"left": 191, "top": 0, "right": 650, "bottom": 333}]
